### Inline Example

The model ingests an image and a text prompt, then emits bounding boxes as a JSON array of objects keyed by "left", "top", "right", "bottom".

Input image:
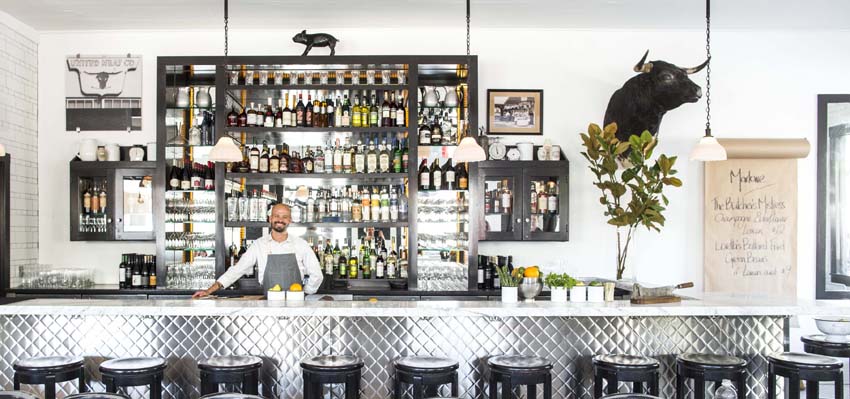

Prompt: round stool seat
[
  {"left": 594, "top": 354, "right": 659, "bottom": 369},
  {"left": 199, "top": 355, "right": 262, "bottom": 372},
  {"left": 488, "top": 355, "right": 552, "bottom": 371},
  {"left": 767, "top": 352, "right": 842, "bottom": 369},
  {"left": 199, "top": 394, "right": 266, "bottom": 399},
  {"left": 0, "top": 391, "right": 40, "bottom": 399},
  {"left": 602, "top": 395, "right": 661, "bottom": 399},
  {"left": 802, "top": 335, "right": 850, "bottom": 357},
  {"left": 65, "top": 393, "right": 130, "bottom": 399},
  {"left": 395, "top": 356, "right": 459, "bottom": 373},
  {"left": 677, "top": 353, "right": 746, "bottom": 369},
  {"left": 14, "top": 356, "right": 84, "bottom": 372},
  {"left": 100, "top": 357, "right": 166, "bottom": 374},
  {"left": 301, "top": 355, "right": 363, "bottom": 372}
]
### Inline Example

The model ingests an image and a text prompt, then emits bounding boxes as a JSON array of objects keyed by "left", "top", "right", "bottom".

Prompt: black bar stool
[
  {"left": 487, "top": 355, "right": 553, "bottom": 399},
  {"left": 601, "top": 395, "right": 661, "bottom": 399},
  {"left": 767, "top": 352, "right": 843, "bottom": 399},
  {"left": 199, "top": 394, "right": 266, "bottom": 399},
  {"left": 65, "top": 394, "right": 130, "bottom": 399},
  {"left": 301, "top": 354, "right": 364, "bottom": 399},
  {"left": 13, "top": 356, "right": 86, "bottom": 399},
  {"left": 199, "top": 355, "right": 263, "bottom": 395},
  {"left": 0, "top": 391, "right": 40, "bottom": 399},
  {"left": 593, "top": 354, "right": 660, "bottom": 398},
  {"left": 99, "top": 357, "right": 167, "bottom": 399},
  {"left": 675, "top": 353, "right": 746, "bottom": 399},
  {"left": 802, "top": 334, "right": 850, "bottom": 373},
  {"left": 394, "top": 356, "right": 459, "bottom": 399}
]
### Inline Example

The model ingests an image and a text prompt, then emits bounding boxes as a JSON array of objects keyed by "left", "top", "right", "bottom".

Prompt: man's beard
[{"left": 272, "top": 223, "right": 287, "bottom": 233}]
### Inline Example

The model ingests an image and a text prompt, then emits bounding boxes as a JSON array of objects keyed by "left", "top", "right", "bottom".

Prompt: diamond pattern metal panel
[{"left": 0, "top": 314, "right": 785, "bottom": 399}]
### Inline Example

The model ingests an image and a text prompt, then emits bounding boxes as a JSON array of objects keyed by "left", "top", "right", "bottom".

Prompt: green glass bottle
[{"left": 348, "top": 244, "right": 359, "bottom": 279}]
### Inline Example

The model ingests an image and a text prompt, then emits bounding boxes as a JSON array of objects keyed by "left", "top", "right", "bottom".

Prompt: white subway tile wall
[{"left": 0, "top": 20, "right": 38, "bottom": 283}]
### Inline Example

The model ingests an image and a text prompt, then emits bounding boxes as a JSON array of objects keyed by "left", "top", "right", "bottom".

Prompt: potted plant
[
  {"left": 544, "top": 273, "right": 576, "bottom": 303},
  {"left": 570, "top": 281, "right": 587, "bottom": 302},
  {"left": 587, "top": 281, "right": 605, "bottom": 302},
  {"left": 580, "top": 123, "right": 682, "bottom": 280},
  {"left": 496, "top": 265, "right": 521, "bottom": 303}
]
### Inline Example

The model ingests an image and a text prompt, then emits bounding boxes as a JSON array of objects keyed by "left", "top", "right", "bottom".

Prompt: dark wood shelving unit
[
  {"left": 226, "top": 221, "right": 409, "bottom": 228},
  {"left": 224, "top": 126, "right": 409, "bottom": 134},
  {"left": 227, "top": 84, "right": 408, "bottom": 91}
]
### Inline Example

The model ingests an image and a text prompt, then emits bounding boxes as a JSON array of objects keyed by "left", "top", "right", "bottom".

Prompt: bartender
[{"left": 192, "top": 203, "right": 323, "bottom": 298}]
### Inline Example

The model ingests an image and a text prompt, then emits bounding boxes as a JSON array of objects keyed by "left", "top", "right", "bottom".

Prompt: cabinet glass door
[
  {"left": 479, "top": 168, "right": 522, "bottom": 241},
  {"left": 523, "top": 167, "right": 568, "bottom": 241},
  {"left": 70, "top": 168, "right": 112, "bottom": 241},
  {"left": 115, "top": 168, "right": 155, "bottom": 240}
]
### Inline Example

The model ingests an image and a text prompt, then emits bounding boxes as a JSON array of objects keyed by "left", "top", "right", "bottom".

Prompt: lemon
[
  {"left": 269, "top": 284, "right": 282, "bottom": 292},
  {"left": 524, "top": 268, "right": 540, "bottom": 278},
  {"left": 368, "top": 298, "right": 378, "bottom": 303},
  {"left": 289, "top": 283, "right": 303, "bottom": 292}
]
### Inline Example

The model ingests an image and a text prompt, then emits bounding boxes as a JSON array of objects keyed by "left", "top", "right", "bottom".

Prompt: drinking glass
[
  {"left": 336, "top": 70, "right": 347, "bottom": 85},
  {"left": 304, "top": 71, "right": 314, "bottom": 85},
  {"left": 319, "top": 71, "right": 329, "bottom": 85},
  {"left": 366, "top": 70, "right": 376, "bottom": 85},
  {"left": 381, "top": 70, "right": 391, "bottom": 85},
  {"left": 351, "top": 70, "right": 361, "bottom": 85},
  {"left": 228, "top": 70, "right": 240, "bottom": 85},
  {"left": 288, "top": 71, "right": 299, "bottom": 85},
  {"left": 258, "top": 65, "right": 269, "bottom": 86},
  {"left": 397, "top": 70, "right": 406, "bottom": 85},
  {"left": 273, "top": 69, "right": 284, "bottom": 85},
  {"left": 245, "top": 65, "right": 255, "bottom": 85}
]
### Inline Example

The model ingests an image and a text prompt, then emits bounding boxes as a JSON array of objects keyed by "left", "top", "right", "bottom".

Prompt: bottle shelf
[
  {"left": 226, "top": 221, "right": 409, "bottom": 228},
  {"left": 226, "top": 172, "right": 407, "bottom": 184},
  {"left": 225, "top": 126, "right": 409, "bottom": 134},
  {"left": 227, "top": 84, "right": 409, "bottom": 91},
  {"left": 165, "top": 248, "right": 216, "bottom": 251}
]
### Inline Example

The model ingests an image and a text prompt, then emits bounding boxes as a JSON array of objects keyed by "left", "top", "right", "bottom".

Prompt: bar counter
[{"left": 0, "top": 295, "right": 845, "bottom": 398}]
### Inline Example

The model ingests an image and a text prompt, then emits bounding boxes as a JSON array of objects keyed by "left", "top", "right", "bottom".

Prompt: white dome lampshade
[
  {"left": 208, "top": 136, "right": 243, "bottom": 163},
  {"left": 689, "top": 135, "right": 727, "bottom": 161},
  {"left": 454, "top": 137, "right": 486, "bottom": 163}
]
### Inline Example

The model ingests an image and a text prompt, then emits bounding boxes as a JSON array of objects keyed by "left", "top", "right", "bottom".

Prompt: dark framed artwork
[
  {"left": 816, "top": 94, "right": 850, "bottom": 299},
  {"left": 487, "top": 89, "right": 543, "bottom": 135}
]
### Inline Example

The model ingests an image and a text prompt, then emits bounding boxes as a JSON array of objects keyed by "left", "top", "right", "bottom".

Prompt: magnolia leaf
[
  {"left": 588, "top": 123, "right": 602, "bottom": 136},
  {"left": 614, "top": 142, "right": 630, "bottom": 155}
]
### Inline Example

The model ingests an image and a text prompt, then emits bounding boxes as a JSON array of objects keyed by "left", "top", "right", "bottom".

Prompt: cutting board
[{"left": 630, "top": 295, "right": 681, "bottom": 304}]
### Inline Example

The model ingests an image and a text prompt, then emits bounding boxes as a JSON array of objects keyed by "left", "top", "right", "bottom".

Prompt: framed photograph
[{"left": 487, "top": 89, "right": 543, "bottom": 135}]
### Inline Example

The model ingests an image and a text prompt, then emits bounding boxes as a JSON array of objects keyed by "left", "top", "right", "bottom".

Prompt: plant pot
[
  {"left": 570, "top": 286, "right": 587, "bottom": 302},
  {"left": 550, "top": 287, "right": 568, "bottom": 303},
  {"left": 501, "top": 286, "right": 518, "bottom": 303},
  {"left": 587, "top": 286, "right": 605, "bottom": 302}
]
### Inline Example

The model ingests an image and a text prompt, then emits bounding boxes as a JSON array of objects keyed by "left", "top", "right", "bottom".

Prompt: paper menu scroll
[{"left": 703, "top": 139, "right": 810, "bottom": 297}]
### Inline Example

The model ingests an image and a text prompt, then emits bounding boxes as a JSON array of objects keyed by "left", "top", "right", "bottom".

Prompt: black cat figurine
[{"left": 292, "top": 30, "right": 339, "bottom": 56}]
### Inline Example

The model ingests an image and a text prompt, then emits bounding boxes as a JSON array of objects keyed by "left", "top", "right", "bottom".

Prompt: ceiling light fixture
[
  {"left": 209, "top": 0, "right": 244, "bottom": 163},
  {"left": 454, "top": 0, "right": 486, "bottom": 163},
  {"left": 689, "top": 0, "right": 726, "bottom": 161}
]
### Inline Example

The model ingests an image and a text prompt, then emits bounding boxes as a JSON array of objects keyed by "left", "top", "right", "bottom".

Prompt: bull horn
[
  {"left": 633, "top": 50, "right": 653, "bottom": 73},
  {"left": 684, "top": 56, "right": 711, "bottom": 74}
]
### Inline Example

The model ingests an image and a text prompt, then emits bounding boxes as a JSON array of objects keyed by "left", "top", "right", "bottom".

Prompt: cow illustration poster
[{"left": 65, "top": 54, "right": 142, "bottom": 131}]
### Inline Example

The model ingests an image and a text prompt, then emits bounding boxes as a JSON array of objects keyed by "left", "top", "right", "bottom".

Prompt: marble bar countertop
[{"left": 0, "top": 293, "right": 847, "bottom": 318}]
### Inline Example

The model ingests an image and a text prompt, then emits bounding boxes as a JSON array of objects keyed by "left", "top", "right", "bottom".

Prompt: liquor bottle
[
  {"left": 227, "top": 107, "right": 238, "bottom": 127},
  {"left": 180, "top": 161, "right": 192, "bottom": 190},
  {"left": 387, "top": 238, "right": 398, "bottom": 279},
  {"left": 430, "top": 116, "right": 442, "bottom": 145},
  {"left": 249, "top": 139, "right": 260, "bottom": 172},
  {"left": 369, "top": 93, "right": 379, "bottom": 127},
  {"left": 477, "top": 256, "right": 485, "bottom": 289},
  {"left": 148, "top": 256, "right": 157, "bottom": 289},
  {"left": 279, "top": 144, "right": 290, "bottom": 173},
  {"left": 282, "top": 95, "right": 292, "bottom": 127},
  {"left": 323, "top": 240, "right": 334, "bottom": 276},
  {"left": 375, "top": 248, "right": 386, "bottom": 281},
  {"left": 244, "top": 102, "right": 255, "bottom": 126},
  {"left": 326, "top": 97, "right": 335, "bottom": 128},
  {"left": 341, "top": 187, "right": 352, "bottom": 222},
  {"left": 389, "top": 188, "right": 399, "bottom": 221},
  {"left": 238, "top": 106, "right": 248, "bottom": 127},
  {"left": 547, "top": 181, "right": 558, "bottom": 213},
  {"left": 457, "top": 163, "right": 469, "bottom": 190},
  {"left": 484, "top": 257, "right": 493, "bottom": 290},
  {"left": 443, "top": 158, "right": 456, "bottom": 190},
  {"left": 399, "top": 245, "right": 409, "bottom": 279},
  {"left": 380, "top": 187, "right": 390, "bottom": 221},
  {"left": 313, "top": 145, "right": 325, "bottom": 173},
  {"left": 364, "top": 139, "right": 377, "bottom": 174},
  {"left": 402, "top": 139, "right": 409, "bottom": 172},
  {"left": 429, "top": 158, "right": 442, "bottom": 191},
  {"left": 289, "top": 151, "right": 303, "bottom": 174},
  {"left": 275, "top": 99, "right": 283, "bottom": 127},
  {"left": 259, "top": 142, "right": 270, "bottom": 173},
  {"left": 418, "top": 116, "right": 431, "bottom": 145},
  {"left": 418, "top": 159, "right": 430, "bottom": 191},
  {"left": 538, "top": 184, "right": 549, "bottom": 215},
  {"left": 379, "top": 138, "right": 391, "bottom": 173},
  {"left": 352, "top": 140, "right": 366, "bottom": 173},
  {"left": 204, "top": 161, "right": 215, "bottom": 190},
  {"left": 90, "top": 181, "right": 100, "bottom": 214},
  {"left": 342, "top": 138, "right": 353, "bottom": 174},
  {"left": 131, "top": 255, "right": 142, "bottom": 288},
  {"left": 361, "top": 188, "right": 372, "bottom": 221},
  {"left": 388, "top": 91, "right": 397, "bottom": 127},
  {"left": 341, "top": 95, "right": 351, "bottom": 127},
  {"left": 348, "top": 244, "right": 359, "bottom": 279},
  {"left": 140, "top": 255, "right": 150, "bottom": 288},
  {"left": 351, "top": 191, "right": 363, "bottom": 222},
  {"left": 295, "top": 94, "right": 305, "bottom": 127},
  {"left": 529, "top": 183, "right": 538, "bottom": 214},
  {"left": 501, "top": 179, "right": 512, "bottom": 214},
  {"left": 98, "top": 182, "right": 107, "bottom": 214},
  {"left": 190, "top": 163, "right": 203, "bottom": 190},
  {"left": 392, "top": 139, "right": 403, "bottom": 173},
  {"left": 303, "top": 147, "right": 315, "bottom": 173},
  {"left": 305, "top": 93, "right": 314, "bottom": 127},
  {"left": 313, "top": 96, "right": 322, "bottom": 127},
  {"left": 119, "top": 254, "right": 127, "bottom": 288},
  {"left": 370, "top": 187, "right": 380, "bottom": 224},
  {"left": 269, "top": 149, "right": 280, "bottom": 173},
  {"left": 332, "top": 138, "right": 343, "bottom": 173},
  {"left": 168, "top": 161, "right": 181, "bottom": 190},
  {"left": 352, "top": 95, "right": 362, "bottom": 127},
  {"left": 396, "top": 92, "right": 406, "bottom": 127},
  {"left": 264, "top": 98, "right": 275, "bottom": 127},
  {"left": 337, "top": 238, "right": 348, "bottom": 279},
  {"left": 360, "top": 240, "right": 371, "bottom": 279}
]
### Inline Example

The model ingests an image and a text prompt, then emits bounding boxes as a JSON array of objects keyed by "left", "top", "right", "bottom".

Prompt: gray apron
[{"left": 261, "top": 253, "right": 303, "bottom": 293}]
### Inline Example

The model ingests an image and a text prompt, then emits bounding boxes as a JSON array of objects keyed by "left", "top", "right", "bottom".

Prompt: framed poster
[
  {"left": 487, "top": 89, "right": 543, "bottom": 135},
  {"left": 66, "top": 54, "right": 142, "bottom": 131}
]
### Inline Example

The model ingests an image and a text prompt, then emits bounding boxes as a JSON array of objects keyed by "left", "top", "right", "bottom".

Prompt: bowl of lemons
[
  {"left": 287, "top": 283, "right": 305, "bottom": 301},
  {"left": 267, "top": 284, "right": 286, "bottom": 301}
]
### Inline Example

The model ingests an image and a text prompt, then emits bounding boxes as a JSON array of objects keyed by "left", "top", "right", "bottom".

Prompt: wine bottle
[
  {"left": 227, "top": 107, "right": 238, "bottom": 127},
  {"left": 418, "top": 159, "right": 430, "bottom": 191},
  {"left": 295, "top": 94, "right": 305, "bottom": 127},
  {"left": 443, "top": 158, "right": 456, "bottom": 190},
  {"left": 429, "top": 158, "right": 442, "bottom": 191},
  {"left": 118, "top": 254, "right": 127, "bottom": 289},
  {"left": 305, "top": 93, "right": 314, "bottom": 127},
  {"left": 249, "top": 139, "right": 260, "bottom": 172},
  {"left": 259, "top": 141, "right": 270, "bottom": 173},
  {"left": 246, "top": 102, "right": 257, "bottom": 126},
  {"left": 204, "top": 161, "right": 214, "bottom": 190},
  {"left": 180, "top": 160, "right": 191, "bottom": 190}
]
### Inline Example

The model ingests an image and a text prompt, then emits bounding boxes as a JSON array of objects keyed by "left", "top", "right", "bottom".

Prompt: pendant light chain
[
  {"left": 466, "top": 0, "right": 471, "bottom": 56},
  {"left": 224, "top": 0, "right": 229, "bottom": 56},
  {"left": 704, "top": 0, "right": 712, "bottom": 136}
]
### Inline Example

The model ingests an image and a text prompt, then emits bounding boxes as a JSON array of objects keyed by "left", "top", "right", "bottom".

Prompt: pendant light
[
  {"left": 689, "top": 0, "right": 727, "bottom": 161},
  {"left": 209, "top": 0, "right": 243, "bottom": 163},
  {"left": 454, "top": 0, "right": 487, "bottom": 163}
]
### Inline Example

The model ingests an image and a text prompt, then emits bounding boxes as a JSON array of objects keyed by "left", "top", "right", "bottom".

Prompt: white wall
[{"left": 36, "top": 28, "right": 850, "bottom": 301}]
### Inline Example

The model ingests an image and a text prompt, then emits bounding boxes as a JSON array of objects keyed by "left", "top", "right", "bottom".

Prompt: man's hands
[{"left": 192, "top": 282, "right": 222, "bottom": 299}]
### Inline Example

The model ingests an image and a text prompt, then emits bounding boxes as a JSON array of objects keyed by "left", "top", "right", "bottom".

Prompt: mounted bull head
[
  {"left": 83, "top": 71, "right": 122, "bottom": 89},
  {"left": 604, "top": 50, "right": 709, "bottom": 145}
]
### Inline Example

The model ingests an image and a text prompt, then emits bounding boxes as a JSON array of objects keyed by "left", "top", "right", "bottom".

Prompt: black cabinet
[
  {"left": 477, "top": 160, "right": 569, "bottom": 241},
  {"left": 70, "top": 161, "right": 157, "bottom": 241}
]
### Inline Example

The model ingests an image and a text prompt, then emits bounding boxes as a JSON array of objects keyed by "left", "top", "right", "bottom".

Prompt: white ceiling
[{"left": 2, "top": 0, "right": 850, "bottom": 31}]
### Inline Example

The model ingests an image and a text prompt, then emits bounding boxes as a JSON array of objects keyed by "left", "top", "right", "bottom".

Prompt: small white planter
[
  {"left": 570, "top": 286, "right": 587, "bottom": 302},
  {"left": 550, "top": 287, "right": 568, "bottom": 303},
  {"left": 587, "top": 286, "right": 605, "bottom": 302},
  {"left": 501, "top": 286, "right": 518, "bottom": 303}
]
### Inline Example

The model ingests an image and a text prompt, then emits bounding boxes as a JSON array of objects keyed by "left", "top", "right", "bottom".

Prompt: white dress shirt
[{"left": 217, "top": 234, "right": 323, "bottom": 294}]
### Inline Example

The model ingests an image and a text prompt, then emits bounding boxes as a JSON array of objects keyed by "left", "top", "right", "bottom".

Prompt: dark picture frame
[
  {"left": 816, "top": 94, "right": 850, "bottom": 299},
  {"left": 487, "top": 89, "right": 543, "bottom": 135}
]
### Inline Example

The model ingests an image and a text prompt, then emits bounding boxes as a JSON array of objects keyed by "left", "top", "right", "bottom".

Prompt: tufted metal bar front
[{"left": 0, "top": 314, "right": 786, "bottom": 399}]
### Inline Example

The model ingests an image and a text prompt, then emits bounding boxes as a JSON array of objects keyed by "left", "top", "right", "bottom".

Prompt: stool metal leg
[
  {"left": 676, "top": 373, "right": 684, "bottom": 399},
  {"left": 768, "top": 367, "right": 776, "bottom": 399},
  {"left": 836, "top": 370, "right": 844, "bottom": 399},
  {"left": 528, "top": 383, "right": 537, "bottom": 399},
  {"left": 44, "top": 374, "right": 56, "bottom": 399},
  {"left": 489, "top": 374, "right": 498, "bottom": 399},
  {"left": 412, "top": 375, "right": 425, "bottom": 399},
  {"left": 788, "top": 375, "right": 801, "bottom": 399},
  {"left": 594, "top": 375, "right": 603, "bottom": 399},
  {"left": 201, "top": 372, "right": 217, "bottom": 396},
  {"left": 501, "top": 374, "right": 511, "bottom": 399},
  {"left": 451, "top": 372, "right": 459, "bottom": 397},
  {"left": 152, "top": 372, "right": 163, "bottom": 399},
  {"left": 245, "top": 370, "right": 259, "bottom": 395},
  {"left": 393, "top": 373, "right": 403, "bottom": 399},
  {"left": 544, "top": 372, "right": 552, "bottom": 399},
  {"left": 736, "top": 371, "right": 746, "bottom": 399},
  {"left": 303, "top": 373, "right": 312, "bottom": 399},
  {"left": 104, "top": 375, "right": 116, "bottom": 393},
  {"left": 634, "top": 381, "right": 644, "bottom": 394},
  {"left": 806, "top": 381, "right": 819, "bottom": 399},
  {"left": 13, "top": 373, "right": 20, "bottom": 390},
  {"left": 694, "top": 377, "right": 705, "bottom": 399},
  {"left": 650, "top": 372, "right": 659, "bottom": 397},
  {"left": 607, "top": 374, "right": 619, "bottom": 395},
  {"left": 345, "top": 371, "right": 360, "bottom": 399}
]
